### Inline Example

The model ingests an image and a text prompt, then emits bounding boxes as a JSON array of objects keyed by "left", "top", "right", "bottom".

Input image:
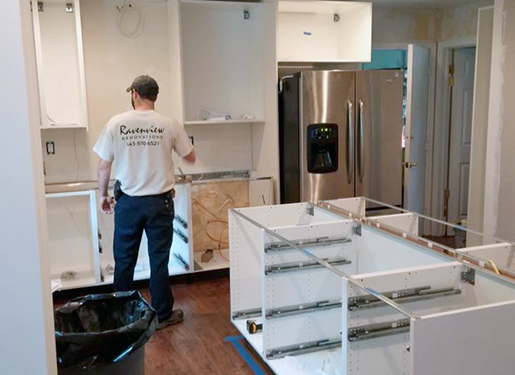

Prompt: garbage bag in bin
[{"left": 55, "top": 291, "right": 157, "bottom": 370}]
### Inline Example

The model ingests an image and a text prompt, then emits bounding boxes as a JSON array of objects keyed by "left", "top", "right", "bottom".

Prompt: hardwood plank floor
[{"left": 55, "top": 275, "right": 273, "bottom": 374}]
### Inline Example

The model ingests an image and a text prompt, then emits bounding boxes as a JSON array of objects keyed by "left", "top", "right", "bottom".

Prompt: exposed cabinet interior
[
  {"left": 32, "top": 0, "right": 88, "bottom": 129},
  {"left": 46, "top": 191, "right": 99, "bottom": 289},
  {"left": 229, "top": 197, "right": 515, "bottom": 374},
  {"left": 180, "top": 0, "right": 266, "bottom": 123},
  {"left": 277, "top": 1, "right": 372, "bottom": 62}
]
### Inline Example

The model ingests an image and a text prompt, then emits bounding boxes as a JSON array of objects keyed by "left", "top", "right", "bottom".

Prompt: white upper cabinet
[
  {"left": 32, "top": 0, "right": 88, "bottom": 129},
  {"left": 277, "top": 1, "right": 372, "bottom": 63},
  {"left": 180, "top": 0, "right": 266, "bottom": 124}
]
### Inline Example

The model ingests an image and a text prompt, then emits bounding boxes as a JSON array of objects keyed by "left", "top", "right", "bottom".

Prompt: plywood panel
[{"left": 192, "top": 180, "right": 249, "bottom": 255}]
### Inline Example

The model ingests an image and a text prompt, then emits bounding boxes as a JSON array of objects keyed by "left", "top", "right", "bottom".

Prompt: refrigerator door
[
  {"left": 355, "top": 70, "right": 403, "bottom": 206},
  {"left": 300, "top": 71, "right": 355, "bottom": 202}
]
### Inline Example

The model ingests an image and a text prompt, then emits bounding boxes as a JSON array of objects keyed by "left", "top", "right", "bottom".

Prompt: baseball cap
[{"left": 126, "top": 75, "right": 159, "bottom": 98}]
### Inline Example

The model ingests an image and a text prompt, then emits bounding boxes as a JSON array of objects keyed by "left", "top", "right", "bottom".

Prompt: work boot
[{"left": 157, "top": 309, "right": 184, "bottom": 330}]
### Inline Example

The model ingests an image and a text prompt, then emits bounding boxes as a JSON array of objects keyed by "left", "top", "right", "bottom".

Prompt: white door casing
[
  {"left": 448, "top": 47, "right": 476, "bottom": 223},
  {"left": 405, "top": 44, "right": 430, "bottom": 214}
]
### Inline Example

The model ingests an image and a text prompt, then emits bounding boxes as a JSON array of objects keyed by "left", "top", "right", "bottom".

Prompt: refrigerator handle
[
  {"left": 358, "top": 100, "right": 365, "bottom": 183},
  {"left": 346, "top": 100, "right": 354, "bottom": 184}
]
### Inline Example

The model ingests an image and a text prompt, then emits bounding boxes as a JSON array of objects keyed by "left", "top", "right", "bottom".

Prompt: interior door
[
  {"left": 448, "top": 47, "right": 476, "bottom": 223},
  {"left": 405, "top": 44, "right": 430, "bottom": 213},
  {"left": 301, "top": 71, "right": 355, "bottom": 202},
  {"left": 356, "top": 70, "right": 403, "bottom": 206}
]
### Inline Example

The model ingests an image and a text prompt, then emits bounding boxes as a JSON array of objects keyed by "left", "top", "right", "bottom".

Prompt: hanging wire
[{"left": 116, "top": 0, "right": 145, "bottom": 39}]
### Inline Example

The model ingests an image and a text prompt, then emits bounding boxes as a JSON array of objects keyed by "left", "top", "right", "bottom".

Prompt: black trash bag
[{"left": 55, "top": 291, "right": 157, "bottom": 369}]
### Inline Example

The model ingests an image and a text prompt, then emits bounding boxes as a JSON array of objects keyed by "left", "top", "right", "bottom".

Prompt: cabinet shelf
[{"left": 185, "top": 119, "right": 265, "bottom": 126}]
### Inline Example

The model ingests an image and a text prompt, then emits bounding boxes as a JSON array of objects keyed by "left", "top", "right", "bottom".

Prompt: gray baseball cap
[{"left": 126, "top": 75, "right": 159, "bottom": 97}]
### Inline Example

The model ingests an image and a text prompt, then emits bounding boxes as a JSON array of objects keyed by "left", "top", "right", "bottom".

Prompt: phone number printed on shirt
[{"left": 126, "top": 141, "right": 160, "bottom": 147}]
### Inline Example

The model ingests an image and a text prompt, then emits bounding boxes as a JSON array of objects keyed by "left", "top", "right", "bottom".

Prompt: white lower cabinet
[
  {"left": 46, "top": 176, "right": 273, "bottom": 290},
  {"left": 46, "top": 184, "right": 193, "bottom": 290},
  {"left": 229, "top": 198, "right": 515, "bottom": 375}
]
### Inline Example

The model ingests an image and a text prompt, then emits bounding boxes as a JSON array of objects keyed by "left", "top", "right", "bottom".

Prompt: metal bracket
[
  {"left": 173, "top": 227, "right": 189, "bottom": 244},
  {"left": 173, "top": 252, "right": 189, "bottom": 271},
  {"left": 264, "top": 236, "right": 351, "bottom": 252},
  {"left": 306, "top": 204, "right": 314, "bottom": 216},
  {"left": 353, "top": 224, "right": 362, "bottom": 236},
  {"left": 232, "top": 308, "right": 262, "bottom": 320},
  {"left": 66, "top": 2, "right": 74, "bottom": 13},
  {"left": 266, "top": 299, "right": 342, "bottom": 319},
  {"left": 38, "top": 1, "right": 44, "bottom": 12},
  {"left": 348, "top": 319, "right": 410, "bottom": 342},
  {"left": 174, "top": 215, "right": 188, "bottom": 229},
  {"left": 333, "top": 13, "right": 340, "bottom": 22},
  {"left": 243, "top": 10, "right": 250, "bottom": 20},
  {"left": 461, "top": 268, "right": 475, "bottom": 285},
  {"left": 266, "top": 338, "right": 341, "bottom": 359},
  {"left": 265, "top": 258, "right": 351, "bottom": 275}
]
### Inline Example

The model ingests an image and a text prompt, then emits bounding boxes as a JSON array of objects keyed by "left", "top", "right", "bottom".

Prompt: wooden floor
[{"left": 55, "top": 274, "right": 273, "bottom": 375}]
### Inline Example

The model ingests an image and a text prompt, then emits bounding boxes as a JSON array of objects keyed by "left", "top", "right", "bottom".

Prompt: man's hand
[{"left": 100, "top": 195, "right": 115, "bottom": 214}]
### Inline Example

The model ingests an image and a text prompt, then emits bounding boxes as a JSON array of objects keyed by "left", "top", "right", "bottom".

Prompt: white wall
[
  {"left": 372, "top": 7, "right": 438, "bottom": 44},
  {"left": 0, "top": 1, "right": 56, "bottom": 373},
  {"left": 42, "top": 0, "right": 253, "bottom": 184},
  {"left": 373, "top": 5, "right": 481, "bottom": 45}
]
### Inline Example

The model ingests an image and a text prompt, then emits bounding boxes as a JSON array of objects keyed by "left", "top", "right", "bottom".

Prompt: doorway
[{"left": 445, "top": 47, "right": 476, "bottom": 227}]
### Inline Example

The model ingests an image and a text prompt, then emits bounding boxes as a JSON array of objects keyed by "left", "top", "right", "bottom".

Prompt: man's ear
[{"left": 132, "top": 90, "right": 140, "bottom": 100}]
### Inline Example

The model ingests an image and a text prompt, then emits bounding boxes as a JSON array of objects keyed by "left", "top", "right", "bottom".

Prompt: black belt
[{"left": 114, "top": 181, "right": 175, "bottom": 200}]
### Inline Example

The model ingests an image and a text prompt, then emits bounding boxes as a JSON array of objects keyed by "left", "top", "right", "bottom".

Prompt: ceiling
[{"left": 370, "top": 0, "right": 493, "bottom": 8}]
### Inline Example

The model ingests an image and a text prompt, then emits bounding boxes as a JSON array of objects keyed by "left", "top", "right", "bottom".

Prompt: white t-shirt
[{"left": 93, "top": 110, "right": 193, "bottom": 196}]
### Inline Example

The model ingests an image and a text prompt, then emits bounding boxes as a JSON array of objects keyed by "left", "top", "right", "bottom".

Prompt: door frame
[
  {"left": 371, "top": 42, "right": 437, "bottom": 225},
  {"left": 429, "top": 37, "right": 476, "bottom": 235}
]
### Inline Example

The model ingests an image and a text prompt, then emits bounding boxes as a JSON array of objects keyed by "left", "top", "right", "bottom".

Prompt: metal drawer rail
[
  {"left": 348, "top": 319, "right": 410, "bottom": 342},
  {"left": 348, "top": 286, "right": 462, "bottom": 311},
  {"left": 264, "top": 237, "right": 351, "bottom": 253},
  {"left": 266, "top": 338, "right": 342, "bottom": 360},
  {"left": 265, "top": 258, "right": 351, "bottom": 275},
  {"left": 233, "top": 308, "right": 262, "bottom": 320},
  {"left": 266, "top": 299, "right": 342, "bottom": 319}
]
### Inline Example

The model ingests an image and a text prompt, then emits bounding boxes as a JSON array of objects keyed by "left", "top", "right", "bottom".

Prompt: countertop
[{"left": 45, "top": 170, "right": 272, "bottom": 194}]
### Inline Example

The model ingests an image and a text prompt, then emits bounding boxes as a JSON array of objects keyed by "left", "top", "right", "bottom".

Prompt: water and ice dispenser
[{"left": 307, "top": 123, "right": 339, "bottom": 173}]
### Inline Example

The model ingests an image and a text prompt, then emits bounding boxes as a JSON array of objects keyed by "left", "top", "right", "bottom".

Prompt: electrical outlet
[
  {"left": 188, "top": 135, "right": 194, "bottom": 145},
  {"left": 46, "top": 141, "right": 55, "bottom": 155}
]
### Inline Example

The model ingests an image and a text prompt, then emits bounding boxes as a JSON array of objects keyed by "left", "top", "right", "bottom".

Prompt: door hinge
[{"left": 448, "top": 64, "right": 455, "bottom": 87}]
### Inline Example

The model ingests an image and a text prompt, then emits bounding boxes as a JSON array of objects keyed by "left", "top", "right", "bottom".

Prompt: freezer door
[
  {"left": 301, "top": 71, "right": 355, "bottom": 202},
  {"left": 355, "top": 70, "right": 403, "bottom": 206}
]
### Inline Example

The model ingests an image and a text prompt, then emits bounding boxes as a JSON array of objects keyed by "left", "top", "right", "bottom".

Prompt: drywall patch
[{"left": 439, "top": 5, "right": 479, "bottom": 41}]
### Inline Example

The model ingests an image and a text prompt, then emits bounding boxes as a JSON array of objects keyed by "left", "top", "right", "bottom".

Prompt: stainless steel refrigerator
[{"left": 279, "top": 70, "right": 403, "bottom": 205}]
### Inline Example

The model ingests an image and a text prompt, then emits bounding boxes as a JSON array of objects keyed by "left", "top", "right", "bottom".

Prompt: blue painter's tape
[{"left": 224, "top": 335, "right": 266, "bottom": 375}]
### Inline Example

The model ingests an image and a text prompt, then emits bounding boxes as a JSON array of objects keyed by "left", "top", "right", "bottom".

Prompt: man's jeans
[{"left": 113, "top": 191, "right": 174, "bottom": 321}]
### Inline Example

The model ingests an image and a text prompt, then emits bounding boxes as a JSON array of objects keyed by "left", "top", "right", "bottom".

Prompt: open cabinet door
[{"left": 405, "top": 44, "right": 430, "bottom": 213}]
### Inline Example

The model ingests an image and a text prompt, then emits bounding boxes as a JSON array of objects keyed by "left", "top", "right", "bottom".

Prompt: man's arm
[
  {"left": 183, "top": 149, "right": 196, "bottom": 164},
  {"left": 98, "top": 158, "right": 114, "bottom": 214}
]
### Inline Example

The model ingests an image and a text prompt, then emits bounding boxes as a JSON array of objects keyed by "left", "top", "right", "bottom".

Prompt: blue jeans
[{"left": 113, "top": 191, "right": 174, "bottom": 321}]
